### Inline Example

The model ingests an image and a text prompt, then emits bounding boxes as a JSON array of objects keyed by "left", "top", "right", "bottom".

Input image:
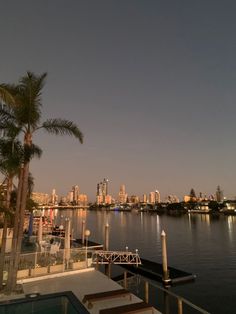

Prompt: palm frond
[
  {"left": 0, "top": 106, "right": 15, "bottom": 123},
  {"left": 0, "top": 85, "right": 16, "bottom": 106},
  {"left": 0, "top": 138, "right": 24, "bottom": 176},
  {"left": 0, "top": 121, "right": 21, "bottom": 139},
  {"left": 23, "top": 143, "right": 42, "bottom": 162},
  {"left": 40, "top": 118, "right": 84, "bottom": 143}
]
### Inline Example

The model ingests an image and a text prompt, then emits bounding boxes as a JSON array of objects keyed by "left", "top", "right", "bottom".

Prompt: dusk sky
[{"left": 1, "top": 0, "right": 236, "bottom": 201}]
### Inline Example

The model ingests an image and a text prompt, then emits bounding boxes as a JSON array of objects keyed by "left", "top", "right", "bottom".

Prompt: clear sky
[{"left": 1, "top": 0, "right": 236, "bottom": 201}]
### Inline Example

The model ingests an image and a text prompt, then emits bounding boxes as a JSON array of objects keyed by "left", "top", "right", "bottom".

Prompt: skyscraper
[
  {"left": 149, "top": 192, "right": 155, "bottom": 204},
  {"left": 72, "top": 185, "right": 79, "bottom": 204},
  {"left": 216, "top": 185, "right": 223, "bottom": 202},
  {"left": 96, "top": 178, "right": 109, "bottom": 204},
  {"left": 51, "top": 188, "right": 58, "bottom": 205},
  {"left": 155, "top": 190, "right": 161, "bottom": 203},
  {"left": 118, "top": 184, "right": 127, "bottom": 204}
]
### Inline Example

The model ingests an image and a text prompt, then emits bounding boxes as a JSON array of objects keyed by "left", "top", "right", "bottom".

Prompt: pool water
[{"left": 0, "top": 292, "right": 89, "bottom": 314}]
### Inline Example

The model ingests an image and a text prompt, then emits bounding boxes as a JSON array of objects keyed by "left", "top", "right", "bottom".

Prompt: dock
[{"left": 120, "top": 258, "right": 196, "bottom": 286}]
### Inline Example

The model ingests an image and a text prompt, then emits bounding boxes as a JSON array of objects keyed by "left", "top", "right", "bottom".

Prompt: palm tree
[
  {"left": 0, "top": 72, "right": 83, "bottom": 291},
  {"left": 0, "top": 122, "right": 42, "bottom": 290},
  {"left": 0, "top": 138, "right": 23, "bottom": 288}
]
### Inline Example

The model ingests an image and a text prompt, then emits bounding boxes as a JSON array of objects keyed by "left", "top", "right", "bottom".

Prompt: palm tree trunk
[
  {"left": 6, "top": 166, "right": 24, "bottom": 292},
  {"left": 0, "top": 176, "right": 13, "bottom": 289},
  {"left": 10, "top": 162, "right": 29, "bottom": 291},
  {"left": 0, "top": 219, "right": 8, "bottom": 289}
]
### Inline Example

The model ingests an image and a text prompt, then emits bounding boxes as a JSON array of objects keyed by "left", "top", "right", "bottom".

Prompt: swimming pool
[{"left": 0, "top": 291, "right": 89, "bottom": 314}]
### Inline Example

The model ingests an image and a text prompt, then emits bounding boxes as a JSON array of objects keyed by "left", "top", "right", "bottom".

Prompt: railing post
[
  {"left": 124, "top": 271, "right": 127, "bottom": 289},
  {"left": 145, "top": 281, "right": 149, "bottom": 303},
  {"left": 178, "top": 298, "right": 183, "bottom": 314}
]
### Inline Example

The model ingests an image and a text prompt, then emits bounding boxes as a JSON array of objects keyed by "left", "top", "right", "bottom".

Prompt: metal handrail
[
  {"left": 121, "top": 273, "right": 210, "bottom": 314},
  {"left": 149, "top": 280, "right": 210, "bottom": 314}
]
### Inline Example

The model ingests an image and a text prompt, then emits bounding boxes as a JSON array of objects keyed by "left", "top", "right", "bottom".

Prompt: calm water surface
[{"left": 55, "top": 209, "right": 236, "bottom": 314}]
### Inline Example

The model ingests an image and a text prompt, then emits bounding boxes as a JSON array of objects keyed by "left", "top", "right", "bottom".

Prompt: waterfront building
[
  {"left": 67, "top": 191, "right": 74, "bottom": 203},
  {"left": 96, "top": 178, "right": 109, "bottom": 205},
  {"left": 72, "top": 185, "right": 80, "bottom": 204},
  {"left": 96, "top": 194, "right": 103, "bottom": 205},
  {"left": 128, "top": 195, "right": 140, "bottom": 204},
  {"left": 149, "top": 192, "right": 155, "bottom": 204},
  {"left": 142, "top": 194, "right": 147, "bottom": 203},
  {"left": 31, "top": 192, "right": 49, "bottom": 205},
  {"left": 50, "top": 189, "right": 58, "bottom": 205},
  {"left": 105, "top": 194, "right": 112, "bottom": 205},
  {"left": 184, "top": 195, "right": 191, "bottom": 202},
  {"left": 155, "top": 190, "right": 161, "bottom": 203},
  {"left": 60, "top": 196, "right": 68, "bottom": 205},
  {"left": 118, "top": 184, "right": 127, "bottom": 204},
  {"left": 78, "top": 194, "right": 88, "bottom": 206},
  {"left": 167, "top": 195, "right": 180, "bottom": 203},
  {"left": 216, "top": 185, "right": 223, "bottom": 202}
]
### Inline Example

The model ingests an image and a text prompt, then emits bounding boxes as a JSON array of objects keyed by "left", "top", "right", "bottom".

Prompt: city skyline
[
  {"left": 33, "top": 182, "right": 226, "bottom": 204},
  {"left": 1, "top": 1, "right": 236, "bottom": 200}
]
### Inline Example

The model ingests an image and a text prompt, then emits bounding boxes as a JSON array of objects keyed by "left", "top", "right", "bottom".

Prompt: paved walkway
[{"left": 21, "top": 268, "right": 162, "bottom": 314}]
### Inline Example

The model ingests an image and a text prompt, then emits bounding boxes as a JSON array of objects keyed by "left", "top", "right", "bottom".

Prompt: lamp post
[{"left": 85, "top": 229, "right": 90, "bottom": 267}]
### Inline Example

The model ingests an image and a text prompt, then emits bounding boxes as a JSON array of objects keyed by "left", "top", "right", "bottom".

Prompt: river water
[{"left": 54, "top": 209, "right": 236, "bottom": 314}]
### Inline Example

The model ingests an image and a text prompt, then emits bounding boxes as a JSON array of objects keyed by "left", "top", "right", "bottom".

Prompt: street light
[{"left": 85, "top": 229, "right": 91, "bottom": 267}]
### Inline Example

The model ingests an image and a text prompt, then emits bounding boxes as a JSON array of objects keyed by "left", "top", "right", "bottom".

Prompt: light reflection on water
[{"left": 55, "top": 210, "right": 236, "bottom": 314}]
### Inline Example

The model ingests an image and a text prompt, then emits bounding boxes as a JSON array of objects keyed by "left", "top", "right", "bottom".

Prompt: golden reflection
[
  {"left": 188, "top": 213, "right": 192, "bottom": 230},
  {"left": 227, "top": 216, "right": 235, "bottom": 243},
  {"left": 120, "top": 211, "right": 126, "bottom": 227},
  {"left": 156, "top": 215, "right": 160, "bottom": 241},
  {"left": 204, "top": 214, "right": 210, "bottom": 226},
  {"left": 140, "top": 212, "right": 143, "bottom": 226}
]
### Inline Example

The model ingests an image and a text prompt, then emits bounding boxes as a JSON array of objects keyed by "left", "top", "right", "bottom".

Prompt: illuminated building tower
[
  {"left": 102, "top": 178, "right": 108, "bottom": 202},
  {"left": 96, "top": 179, "right": 109, "bottom": 205},
  {"left": 129, "top": 195, "right": 139, "bottom": 204},
  {"left": 31, "top": 192, "right": 49, "bottom": 205},
  {"left": 67, "top": 191, "right": 73, "bottom": 203},
  {"left": 78, "top": 194, "right": 88, "bottom": 206},
  {"left": 155, "top": 190, "right": 161, "bottom": 203},
  {"left": 142, "top": 194, "right": 147, "bottom": 203},
  {"left": 216, "top": 185, "right": 223, "bottom": 202},
  {"left": 119, "top": 184, "right": 127, "bottom": 204},
  {"left": 105, "top": 195, "right": 112, "bottom": 205},
  {"left": 149, "top": 192, "right": 155, "bottom": 204},
  {"left": 51, "top": 188, "right": 58, "bottom": 205},
  {"left": 72, "top": 185, "right": 79, "bottom": 204}
]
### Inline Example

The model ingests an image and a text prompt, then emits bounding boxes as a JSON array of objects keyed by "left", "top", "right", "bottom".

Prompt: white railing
[{"left": 3, "top": 247, "right": 92, "bottom": 281}]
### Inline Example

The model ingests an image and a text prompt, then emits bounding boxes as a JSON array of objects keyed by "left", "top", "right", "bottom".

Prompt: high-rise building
[
  {"left": 51, "top": 189, "right": 58, "bottom": 205},
  {"left": 216, "top": 186, "right": 223, "bottom": 202},
  {"left": 72, "top": 185, "right": 80, "bottom": 204},
  {"left": 142, "top": 194, "right": 147, "bottom": 203},
  {"left": 128, "top": 195, "right": 139, "bottom": 204},
  {"left": 31, "top": 192, "right": 49, "bottom": 205},
  {"left": 155, "top": 190, "right": 161, "bottom": 203},
  {"left": 78, "top": 194, "right": 88, "bottom": 206},
  {"left": 149, "top": 192, "right": 155, "bottom": 204},
  {"left": 96, "top": 178, "right": 109, "bottom": 205},
  {"left": 119, "top": 184, "right": 127, "bottom": 204}
]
